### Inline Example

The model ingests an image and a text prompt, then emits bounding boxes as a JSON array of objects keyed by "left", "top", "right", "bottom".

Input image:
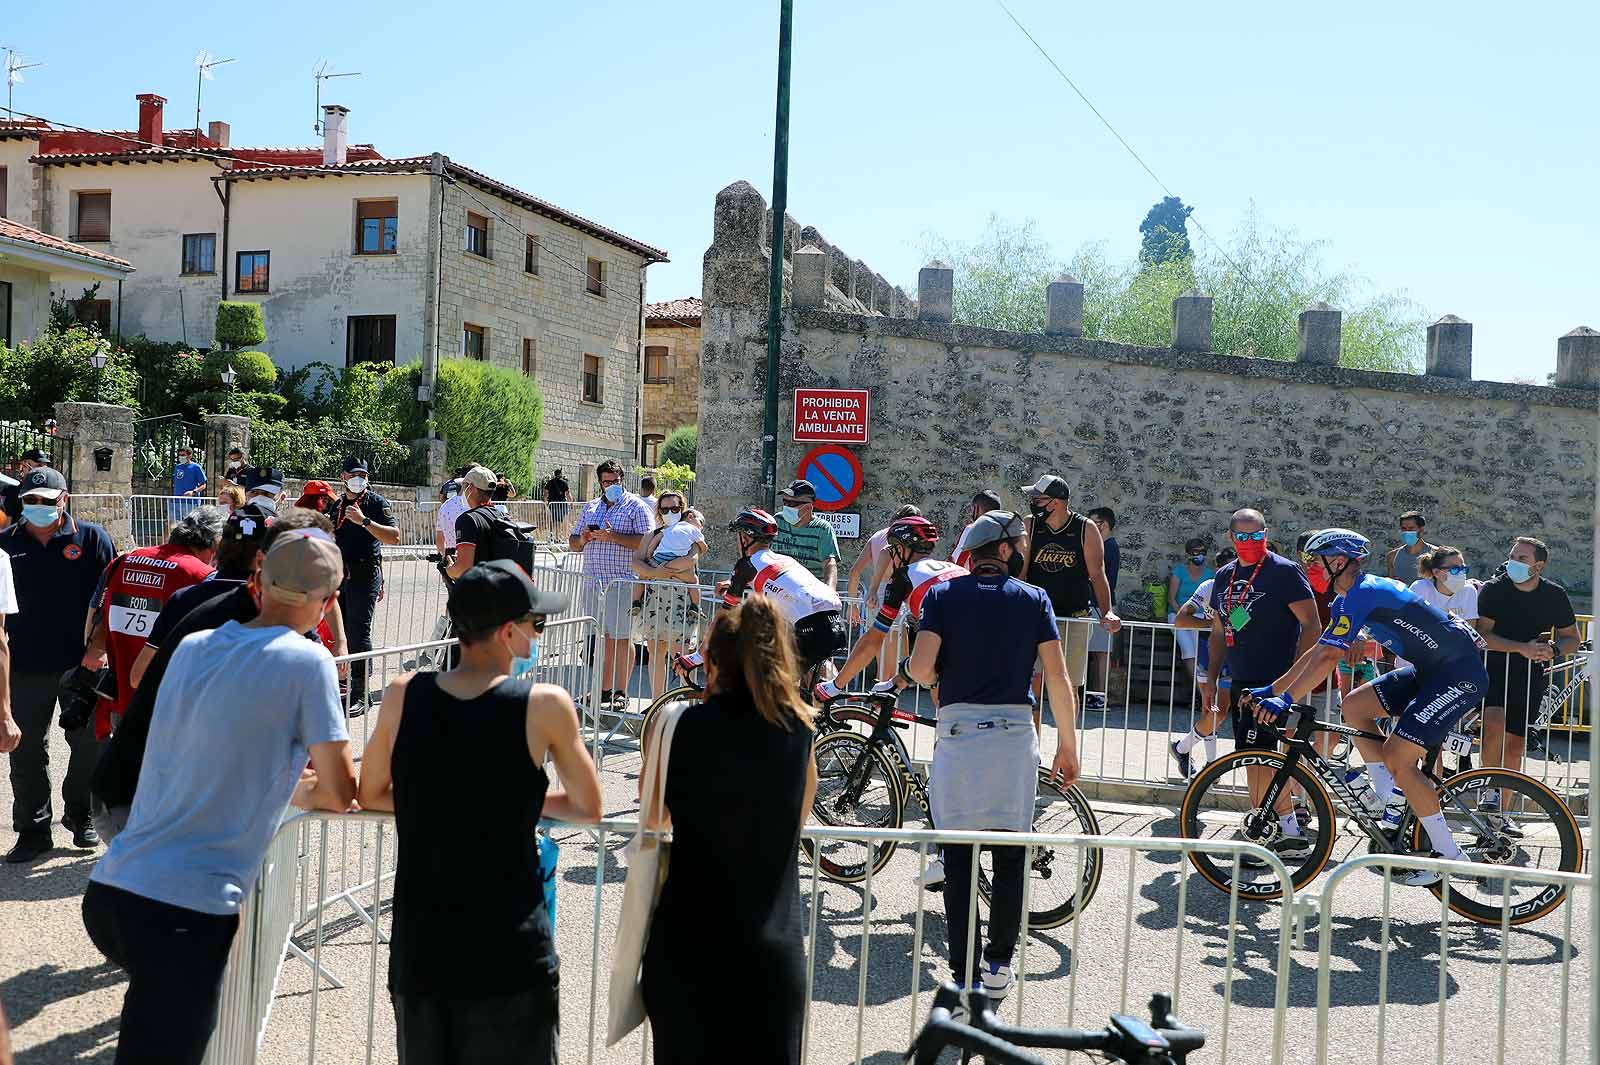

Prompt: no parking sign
[{"left": 795, "top": 444, "right": 862, "bottom": 512}]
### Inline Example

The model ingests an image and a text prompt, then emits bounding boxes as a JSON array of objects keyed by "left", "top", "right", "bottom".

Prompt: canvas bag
[{"left": 606, "top": 701, "right": 687, "bottom": 1045}]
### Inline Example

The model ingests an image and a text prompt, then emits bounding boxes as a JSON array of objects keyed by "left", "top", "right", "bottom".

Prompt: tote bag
[{"left": 606, "top": 701, "right": 687, "bottom": 1046}]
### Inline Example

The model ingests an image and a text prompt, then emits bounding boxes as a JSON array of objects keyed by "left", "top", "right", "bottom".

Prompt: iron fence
[
  {"left": 133, "top": 414, "right": 206, "bottom": 495},
  {"left": 248, "top": 423, "right": 429, "bottom": 486},
  {"left": 0, "top": 417, "right": 73, "bottom": 489}
]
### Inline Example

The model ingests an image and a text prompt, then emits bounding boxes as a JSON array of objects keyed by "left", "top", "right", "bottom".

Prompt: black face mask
[
  {"left": 1006, "top": 551, "right": 1025, "bottom": 577},
  {"left": 1028, "top": 502, "right": 1049, "bottom": 520}
]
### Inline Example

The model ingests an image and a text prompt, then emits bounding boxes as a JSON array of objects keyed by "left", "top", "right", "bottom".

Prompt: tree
[
  {"left": 660, "top": 424, "right": 698, "bottom": 469},
  {"left": 214, "top": 301, "right": 266, "bottom": 351},
  {"left": 1138, "top": 197, "right": 1193, "bottom": 266}
]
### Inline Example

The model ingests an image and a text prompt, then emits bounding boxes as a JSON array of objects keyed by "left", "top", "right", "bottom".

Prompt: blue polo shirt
[
  {"left": 1, "top": 513, "right": 116, "bottom": 672},
  {"left": 918, "top": 571, "right": 1060, "bottom": 706},
  {"left": 172, "top": 461, "right": 207, "bottom": 497}
]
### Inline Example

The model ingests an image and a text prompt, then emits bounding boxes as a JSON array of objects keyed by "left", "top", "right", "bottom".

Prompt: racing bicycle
[
  {"left": 1178, "top": 704, "right": 1582, "bottom": 926},
  {"left": 1527, "top": 642, "right": 1594, "bottom": 755}
]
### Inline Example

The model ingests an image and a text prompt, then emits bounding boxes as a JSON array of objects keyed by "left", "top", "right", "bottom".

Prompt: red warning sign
[{"left": 792, "top": 388, "right": 870, "bottom": 445}]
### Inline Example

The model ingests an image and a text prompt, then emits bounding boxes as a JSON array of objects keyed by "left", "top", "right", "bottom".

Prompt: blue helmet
[{"left": 1304, "top": 528, "right": 1370, "bottom": 560}]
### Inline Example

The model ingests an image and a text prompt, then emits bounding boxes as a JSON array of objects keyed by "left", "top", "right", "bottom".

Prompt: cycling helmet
[
  {"left": 1303, "top": 528, "right": 1371, "bottom": 560},
  {"left": 727, "top": 507, "right": 778, "bottom": 539},
  {"left": 886, "top": 516, "right": 940, "bottom": 551},
  {"left": 956, "top": 509, "right": 1026, "bottom": 554}
]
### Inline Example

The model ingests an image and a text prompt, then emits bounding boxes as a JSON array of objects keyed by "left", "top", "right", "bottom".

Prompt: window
[
  {"left": 465, "top": 211, "right": 489, "bottom": 257},
  {"left": 641, "top": 434, "right": 664, "bottom": 466},
  {"left": 644, "top": 345, "right": 669, "bottom": 384},
  {"left": 74, "top": 191, "right": 111, "bottom": 241},
  {"left": 524, "top": 234, "right": 540, "bottom": 275},
  {"left": 582, "top": 353, "right": 602, "bottom": 403},
  {"left": 585, "top": 257, "right": 605, "bottom": 296},
  {"left": 355, "top": 199, "right": 398, "bottom": 254},
  {"left": 464, "top": 322, "right": 485, "bottom": 360},
  {"left": 181, "top": 233, "right": 216, "bottom": 274},
  {"left": 77, "top": 298, "right": 112, "bottom": 334},
  {"left": 0, "top": 168, "right": 7, "bottom": 219},
  {"left": 522, "top": 338, "right": 536, "bottom": 377},
  {"left": 0, "top": 282, "right": 11, "bottom": 345},
  {"left": 236, "top": 250, "right": 270, "bottom": 293},
  {"left": 347, "top": 315, "right": 397, "bottom": 366}
]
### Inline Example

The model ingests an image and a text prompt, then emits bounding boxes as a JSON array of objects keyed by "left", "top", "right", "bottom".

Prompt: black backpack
[{"left": 472, "top": 506, "right": 538, "bottom": 574}]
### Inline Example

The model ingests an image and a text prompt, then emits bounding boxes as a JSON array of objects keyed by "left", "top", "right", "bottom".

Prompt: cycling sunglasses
[
  {"left": 1443, "top": 565, "right": 1469, "bottom": 576},
  {"left": 1231, "top": 530, "right": 1267, "bottom": 542}
]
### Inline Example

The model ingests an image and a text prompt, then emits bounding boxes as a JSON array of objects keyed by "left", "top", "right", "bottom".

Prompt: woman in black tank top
[{"left": 357, "top": 560, "right": 600, "bottom": 1065}]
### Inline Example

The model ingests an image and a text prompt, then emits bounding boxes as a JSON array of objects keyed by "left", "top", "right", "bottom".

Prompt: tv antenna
[
  {"left": 193, "top": 50, "right": 235, "bottom": 146},
  {"left": 3, "top": 47, "right": 44, "bottom": 117},
  {"left": 313, "top": 61, "right": 362, "bottom": 134}
]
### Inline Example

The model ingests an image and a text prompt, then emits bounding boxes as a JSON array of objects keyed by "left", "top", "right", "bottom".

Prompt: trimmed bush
[
  {"left": 432, "top": 358, "right": 542, "bottom": 494},
  {"left": 191, "top": 389, "right": 287, "bottom": 420},
  {"left": 214, "top": 301, "right": 266, "bottom": 350},
  {"left": 203, "top": 349, "right": 276, "bottom": 392},
  {"left": 660, "top": 424, "right": 697, "bottom": 469}
]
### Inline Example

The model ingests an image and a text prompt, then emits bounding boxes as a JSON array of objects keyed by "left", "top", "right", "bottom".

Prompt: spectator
[
  {"left": 0, "top": 531, "right": 17, "bottom": 758},
  {"left": 220, "top": 447, "right": 256, "bottom": 491},
  {"left": 1384, "top": 510, "right": 1436, "bottom": 583},
  {"left": 2, "top": 449, "right": 50, "bottom": 525},
  {"left": 358, "top": 560, "right": 599, "bottom": 1065},
  {"left": 242, "top": 467, "right": 287, "bottom": 515},
  {"left": 83, "top": 529, "right": 356, "bottom": 1065},
  {"left": 434, "top": 476, "right": 468, "bottom": 564},
  {"left": 641, "top": 596, "right": 818, "bottom": 1064},
  {"left": 492, "top": 472, "right": 516, "bottom": 503},
  {"left": 445, "top": 466, "right": 507, "bottom": 579},
  {"left": 1, "top": 467, "right": 114, "bottom": 863},
  {"left": 1475, "top": 536, "right": 1581, "bottom": 825},
  {"left": 168, "top": 445, "right": 207, "bottom": 522},
  {"left": 1084, "top": 506, "right": 1120, "bottom": 709},
  {"left": 332, "top": 457, "right": 401, "bottom": 714},
  {"left": 846, "top": 504, "right": 921, "bottom": 683},
  {"left": 1397, "top": 546, "right": 1480, "bottom": 670},
  {"left": 1170, "top": 546, "right": 1235, "bottom": 777},
  {"left": 216, "top": 484, "right": 246, "bottom": 516},
  {"left": 638, "top": 474, "right": 659, "bottom": 525},
  {"left": 631, "top": 491, "right": 705, "bottom": 697},
  {"left": 294, "top": 480, "right": 338, "bottom": 518},
  {"left": 1167, "top": 536, "right": 1214, "bottom": 693},
  {"left": 542, "top": 468, "right": 571, "bottom": 545},
  {"left": 771, "top": 479, "right": 841, "bottom": 586},
  {"left": 569, "top": 459, "right": 651, "bottom": 711}
]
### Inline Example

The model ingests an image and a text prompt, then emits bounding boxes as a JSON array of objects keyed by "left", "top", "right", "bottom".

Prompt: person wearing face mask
[
  {"left": 1474, "top": 536, "right": 1580, "bottom": 830},
  {"left": 294, "top": 480, "right": 338, "bottom": 517},
  {"left": 358, "top": 560, "right": 599, "bottom": 1065},
  {"left": 569, "top": 459, "right": 653, "bottom": 711},
  {"left": 1167, "top": 537, "right": 1215, "bottom": 692},
  {"left": 770, "top": 479, "right": 841, "bottom": 587},
  {"left": 220, "top": 447, "right": 257, "bottom": 492},
  {"left": 950, "top": 490, "right": 1003, "bottom": 570},
  {"left": 1396, "top": 546, "right": 1480, "bottom": 671},
  {"left": 84, "top": 530, "right": 357, "bottom": 1065},
  {"left": 242, "top": 467, "right": 289, "bottom": 515},
  {"left": 1383, "top": 510, "right": 1436, "bottom": 584},
  {"left": 0, "top": 467, "right": 115, "bottom": 863},
  {"left": 630, "top": 493, "right": 706, "bottom": 698},
  {"left": 333, "top": 457, "right": 401, "bottom": 715}
]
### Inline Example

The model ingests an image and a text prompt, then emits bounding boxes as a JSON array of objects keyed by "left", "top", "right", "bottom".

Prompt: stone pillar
[
  {"left": 1555, "top": 327, "right": 1600, "bottom": 389},
  {"left": 414, "top": 436, "right": 448, "bottom": 488},
  {"left": 1046, "top": 274, "right": 1084, "bottom": 337},
  {"left": 853, "top": 261, "right": 875, "bottom": 312},
  {"left": 1170, "top": 288, "right": 1213, "bottom": 352},
  {"left": 1296, "top": 302, "right": 1342, "bottom": 366},
  {"left": 917, "top": 261, "right": 955, "bottom": 323},
  {"left": 793, "top": 245, "right": 829, "bottom": 308},
  {"left": 53, "top": 401, "right": 135, "bottom": 545},
  {"left": 703, "top": 180, "right": 770, "bottom": 307},
  {"left": 205, "top": 414, "right": 252, "bottom": 482},
  {"left": 1425, "top": 315, "right": 1473, "bottom": 379}
]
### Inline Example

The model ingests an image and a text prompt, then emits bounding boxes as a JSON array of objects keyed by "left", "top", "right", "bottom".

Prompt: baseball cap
[
  {"left": 0, "top": 472, "right": 16, "bottom": 488},
  {"left": 20, "top": 448, "right": 48, "bottom": 465},
  {"left": 18, "top": 467, "right": 67, "bottom": 500},
  {"left": 223, "top": 502, "right": 275, "bottom": 543},
  {"left": 299, "top": 479, "right": 336, "bottom": 500},
  {"left": 449, "top": 560, "right": 569, "bottom": 632},
  {"left": 956, "top": 509, "right": 1027, "bottom": 554},
  {"left": 456, "top": 464, "right": 473, "bottom": 477},
  {"left": 259, "top": 529, "right": 343, "bottom": 606},
  {"left": 463, "top": 465, "right": 498, "bottom": 491},
  {"left": 342, "top": 456, "right": 370, "bottom": 475},
  {"left": 244, "top": 467, "right": 284, "bottom": 493},
  {"left": 1020, "top": 474, "right": 1071, "bottom": 501},
  {"left": 783, "top": 479, "right": 817, "bottom": 501}
]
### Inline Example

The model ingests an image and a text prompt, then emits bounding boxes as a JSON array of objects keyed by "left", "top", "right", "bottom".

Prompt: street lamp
[
  {"left": 221, "top": 363, "right": 237, "bottom": 414},
  {"left": 89, "top": 341, "right": 109, "bottom": 403}
]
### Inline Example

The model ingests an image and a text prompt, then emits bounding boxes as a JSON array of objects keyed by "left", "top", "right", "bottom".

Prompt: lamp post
[
  {"left": 89, "top": 341, "right": 109, "bottom": 403},
  {"left": 221, "top": 363, "right": 237, "bottom": 415}
]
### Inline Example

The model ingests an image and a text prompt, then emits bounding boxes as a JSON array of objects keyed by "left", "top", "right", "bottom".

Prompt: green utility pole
[{"left": 761, "top": 0, "right": 794, "bottom": 512}]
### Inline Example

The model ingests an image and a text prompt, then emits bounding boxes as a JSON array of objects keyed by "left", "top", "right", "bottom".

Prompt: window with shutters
[
  {"left": 347, "top": 316, "right": 397, "bottom": 366},
  {"left": 464, "top": 322, "right": 485, "bottom": 360},
  {"left": 582, "top": 353, "right": 603, "bottom": 404},
  {"left": 522, "top": 338, "right": 536, "bottom": 377},
  {"left": 236, "top": 251, "right": 270, "bottom": 293},
  {"left": 465, "top": 212, "right": 489, "bottom": 257},
  {"left": 585, "top": 257, "right": 605, "bottom": 297},
  {"left": 524, "top": 234, "right": 540, "bottom": 275},
  {"left": 181, "top": 233, "right": 216, "bottom": 274},
  {"left": 644, "top": 345, "right": 669, "bottom": 384},
  {"left": 355, "top": 199, "right": 398, "bottom": 254},
  {"left": 641, "top": 434, "right": 664, "bottom": 467},
  {"left": 77, "top": 298, "right": 112, "bottom": 334},
  {"left": 73, "top": 191, "right": 111, "bottom": 242}
]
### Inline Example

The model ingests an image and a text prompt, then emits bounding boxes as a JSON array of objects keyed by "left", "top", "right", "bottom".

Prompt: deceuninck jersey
[
  {"left": 94, "top": 544, "right": 215, "bottom": 736},
  {"left": 1320, "top": 574, "right": 1485, "bottom": 672},
  {"left": 725, "top": 547, "right": 841, "bottom": 625},
  {"left": 873, "top": 558, "right": 968, "bottom": 633}
]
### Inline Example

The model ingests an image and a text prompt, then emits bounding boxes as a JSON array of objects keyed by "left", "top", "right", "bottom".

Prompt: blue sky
[{"left": 7, "top": 1, "right": 1594, "bottom": 381}]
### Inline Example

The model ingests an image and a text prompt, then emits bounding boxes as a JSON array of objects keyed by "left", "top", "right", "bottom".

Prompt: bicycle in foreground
[
  {"left": 907, "top": 982, "right": 1204, "bottom": 1065},
  {"left": 1178, "top": 703, "right": 1582, "bottom": 926}
]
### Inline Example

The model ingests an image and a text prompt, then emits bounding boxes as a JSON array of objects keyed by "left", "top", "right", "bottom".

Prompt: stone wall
[
  {"left": 696, "top": 182, "right": 1600, "bottom": 607},
  {"left": 54, "top": 400, "right": 134, "bottom": 547},
  {"left": 642, "top": 320, "right": 703, "bottom": 456}
]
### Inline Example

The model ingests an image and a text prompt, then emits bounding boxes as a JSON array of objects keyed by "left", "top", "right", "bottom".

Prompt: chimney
[
  {"left": 207, "top": 120, "right": 230, "bottom": 148},
  {"left": 321, "top": 105, "right": 349, "bottom": 166},
  {"left": 136, "top": 93, "right": 166, "bottom": 146}
]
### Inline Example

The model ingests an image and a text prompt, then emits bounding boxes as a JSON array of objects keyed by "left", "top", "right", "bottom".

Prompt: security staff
[
  {"left": 242, "top": 467, "right": 288, "bottom": 515},
  {"left": 333, "top": 457, "right": 400, "bottom": 714},
  {"left": 2, "top": 449, "right": 49, "bottom": 525},
  {"left": 904, "top": 510, "right": 1079, "bottom": 999},
  {"left": 1, "top": 467, "right": 115, "bottom": 862}
]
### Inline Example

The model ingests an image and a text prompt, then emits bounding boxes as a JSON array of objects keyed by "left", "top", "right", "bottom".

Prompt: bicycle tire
[
  {"left": 804, "top": 731, "right": 905, "bottom": 883},
  {"left": 977, "top": 773, "right": 1104, "bottom": 929},
  {"left": 1179, "top": 749, "right": 1337, "bottom": 901},
  {"left": 638, "top": 684, "right": 704, "bottom": 737},
  {"left": 1404, "top": 768, "right": 1583, "bottom": 926}
]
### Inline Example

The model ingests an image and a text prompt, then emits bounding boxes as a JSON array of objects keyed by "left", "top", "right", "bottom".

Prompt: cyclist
[
  {"left": 1243, "top": 528, "right": 1491, "bottom": 886},
  {"left": 675, "top": 508, "right": 846, "bottom": 679},
  {"left": 813, "top": 516, "right": 965, "bottom": 703}
]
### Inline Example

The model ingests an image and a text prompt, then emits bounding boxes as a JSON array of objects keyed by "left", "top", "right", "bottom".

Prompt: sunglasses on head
[{"left": 1231, "top": 530, "right": 1267, "bottom": 542}]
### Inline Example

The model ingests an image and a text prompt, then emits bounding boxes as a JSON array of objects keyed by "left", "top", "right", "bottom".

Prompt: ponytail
[
  {"left": 1417, "top": 545, "right": 1462, "bottom": 578},
  {"left": 704, "top": 595, "right": 816, "bottom": 732}
]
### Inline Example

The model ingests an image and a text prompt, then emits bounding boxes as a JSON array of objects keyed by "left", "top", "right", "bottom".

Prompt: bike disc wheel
[
  {"left": 803, "top": 732, "right": 904, "bottom": 883},
  {"left": 1405, "top": 768, "right": 1583, "bottom": 926},
  {"left": 977, "top": 773, "right": 1104, "bottom": 929}
]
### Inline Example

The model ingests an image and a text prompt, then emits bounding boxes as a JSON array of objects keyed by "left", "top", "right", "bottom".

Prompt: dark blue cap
[
  {"left": 244, "top": 468, "right": 284, "bottom": 493},
  {"left": 342, "top": 456, "right": 370, "bottom": 475}
]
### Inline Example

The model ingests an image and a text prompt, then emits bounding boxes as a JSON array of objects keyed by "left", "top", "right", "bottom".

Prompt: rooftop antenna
[
  {"left": 193, "top": 50, "right": 235, "bottom": 147},
  {"left": 3, "top": 48, "right": 44, "bottom": 118},
  {"left": 313, "top": 60, "right": 361, "bottom": 134}
]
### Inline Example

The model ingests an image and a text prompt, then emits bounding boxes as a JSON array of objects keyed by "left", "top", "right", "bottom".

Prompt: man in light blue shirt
[
  {"left": 82, "top": 530, "right": 357, "bottom": 1065},
  {"left": 169, "top": 446, "right": 207, "bottom": 521}
]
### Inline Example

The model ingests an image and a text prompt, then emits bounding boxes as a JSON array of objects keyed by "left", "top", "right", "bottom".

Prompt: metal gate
[
  {"left": 0, "top": 417, "right": 74, "bottom": 489},
  {"left": 134, "top": 414, "right": 206, "bottom": 496}
]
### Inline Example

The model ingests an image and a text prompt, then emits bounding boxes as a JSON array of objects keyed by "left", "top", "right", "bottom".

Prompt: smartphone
[{"left": 588, "top": 523, "right": 602, "bottom": 532}]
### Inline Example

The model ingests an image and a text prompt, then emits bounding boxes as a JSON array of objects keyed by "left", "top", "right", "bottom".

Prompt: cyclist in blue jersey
[{"left": 1243, "top": 528, "right": 1490, "bottom": 887}]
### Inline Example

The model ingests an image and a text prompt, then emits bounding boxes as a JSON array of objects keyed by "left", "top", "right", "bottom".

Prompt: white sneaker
[
  {"left": 1398, "top": 865, "right": 1444, "bottom": 888},
  {"left": 979, "top": 960, "right": 1013, "bottom": 998},
  {"left": 1488, "top": 813, "right": 1524, "bottom": 839},
  {"left": 914, "top": 855, "right": 946, "bottom": 891}
]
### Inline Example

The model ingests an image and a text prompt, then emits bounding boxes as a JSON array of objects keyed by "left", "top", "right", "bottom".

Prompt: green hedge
[
  {"left": 661, "top": 424, "right": 697, "bottom": 469},
  {"left": 388, "top": 359, "right": 542, "bottom": 493},
  {"left": 204, "top": 349, "right": 276, "bottom": 392},
  {"left": 214, "top": 301, "right": 266, "bottom": 349}
]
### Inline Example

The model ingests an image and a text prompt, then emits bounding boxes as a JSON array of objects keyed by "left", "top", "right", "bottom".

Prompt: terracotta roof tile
[
  {"left": 645, "top": 297, "right": 702, "bottom": 324},
  {"left": 0, "top": 217, "right": 133, "bottom": 270}
]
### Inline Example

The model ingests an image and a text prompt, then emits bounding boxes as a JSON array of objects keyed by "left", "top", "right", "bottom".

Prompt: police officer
[
  {"left": 2, "top": 449, "right": 49, "bottom": 525},
  {"left": 2, "top": 467, "right": 115, "bottom": 862},
  {"left": 333, "top": 457, "right": 399, "bottom": 714},
  {"left": 242, "top": 467, "right": 288, "bottom": 515}
]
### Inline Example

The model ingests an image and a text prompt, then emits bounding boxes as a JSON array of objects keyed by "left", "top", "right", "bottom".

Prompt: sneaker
[
  {"left": 62, "top": 815, "right": 99, "bottom": 850},
  {"left": 1397, "top": 853, "right": 1445, "bottom": 888},
  {"left": 914, "top": 855, "right": 946, "bottom": 892},
  {"left": 629, "top": 603, "right": 643, "bottom": 619},
  {"left": 1269, "top": 834, "right": 1313, "bottom": 860},
  {"left": 979, "top": 960, "right": 1013, "bottom": 999},
  {"left": 684, "top": 604, "right": 704, "bottom": 622},
  {"left": 1487, "top": 813, "right": 1524, "bottom": 839},
  {"left": 1293, "top": 802, "right": 1313, "bottom": 830},
  {"left": 3, "top": 835, "right": 52, "bottom": 864},
  {"left": 1170, "top": 740, "right": 1194, "bottom": 781},
  {"left": 1084, "top": 693, "right": 1107, "bottom": 710},
  {"left": 1478, "top": 792, "right": 1501, "bottom": 814}
]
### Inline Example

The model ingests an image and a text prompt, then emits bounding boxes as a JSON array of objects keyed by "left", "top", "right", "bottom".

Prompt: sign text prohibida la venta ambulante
[{"left": 792, "top": 388, "right": 869, "bottom": 445}]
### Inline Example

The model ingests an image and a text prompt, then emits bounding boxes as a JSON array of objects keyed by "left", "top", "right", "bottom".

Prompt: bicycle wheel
[
  {"left": 1180, "top": 750, "right": 1337, "bottom": 901},
  {"left": 977, "top": 774, "right": 1104, "bottom": 929},
  {"left": 803, "top": 732, "right": 904, "bottom": 883},
  {"left": 1405, "top": 768, "right": 1583, "bottom": 926},
  {"left": 638, "top": 684, "right": 704, "bottom": 738}
]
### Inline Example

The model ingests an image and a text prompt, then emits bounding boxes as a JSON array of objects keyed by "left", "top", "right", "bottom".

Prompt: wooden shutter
[
  {"left": 77, "top": 193, "right": 111, "bottom": 240},
  {"left": 356, "top": 199, "right": 396, "bottom": 222}
]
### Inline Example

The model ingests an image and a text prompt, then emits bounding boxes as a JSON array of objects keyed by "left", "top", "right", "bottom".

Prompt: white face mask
[
  {"left": 346, "top": 476, "right": 368, "bottom": 494},
  {"left": 779, "top": 506, "right": 801, "bottom": 525},
  {"left": 661, "top": 511, "right": 681, "bottom": 527},
  {"left": 1441, "top": 571, "right": 1468, "bottom": 594}
]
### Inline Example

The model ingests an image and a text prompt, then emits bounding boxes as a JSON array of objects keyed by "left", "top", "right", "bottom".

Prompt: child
[{"left": 632, "top": 503, "right": 706, "bottom": 619}]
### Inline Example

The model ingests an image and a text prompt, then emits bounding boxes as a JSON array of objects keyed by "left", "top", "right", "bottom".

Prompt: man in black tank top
[
  {"left": 357, "top": 560, "right": 602, "bottom": 1065},
  {"left": 1018, "top": 475, "right": 1121, "bottom": 705}
]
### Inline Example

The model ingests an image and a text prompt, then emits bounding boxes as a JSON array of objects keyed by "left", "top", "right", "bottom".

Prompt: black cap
[
  {"left": 244, "top": 468, "right": 284, "bottom": 493},
  {"left": 783, "top": 479, "right": 817, "bottom": 501},
  {"left": 18, "top": 466, "right": 67, "bottom": 499},
  {"left": 223, "top": 502, "right": 275, "bottom": 543},
  {"left": 456, "top": 464, "right": 473, "bottom": 477},
  {"left": 342, "top": 456, "right": 370, "bottom": 475},
  {"left": 448, "top": 560, "right": 569, "bottom": 632},
  {"left": 1020, "top": 474, "right": 1071, "bottom": 501},
  {"left": 20, "top": 448, "right": 48, "bottom": 465}
]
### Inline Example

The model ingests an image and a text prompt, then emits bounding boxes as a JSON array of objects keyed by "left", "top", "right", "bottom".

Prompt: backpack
[{"left": 472, "top": 506, "right": 538, "bottom": 574}]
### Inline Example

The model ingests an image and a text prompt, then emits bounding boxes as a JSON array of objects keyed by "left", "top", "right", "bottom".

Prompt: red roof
[
  {"left": 645, "top": 297, "right": 702, "bottom": 325},
  {"left": 0, "top": 217, "right": 133, "bottom": 270}
]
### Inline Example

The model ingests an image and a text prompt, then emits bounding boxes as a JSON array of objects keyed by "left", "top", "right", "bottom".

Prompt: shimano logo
[
  {"left": 1414, "top": 684, "right": 1468, "bottom": 722},
  {"left": 1390, "top": 617, "right": 1440, "bottom": 651}
]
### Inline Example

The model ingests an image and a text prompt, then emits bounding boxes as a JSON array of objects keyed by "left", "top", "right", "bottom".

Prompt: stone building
[
  {"left": 695, "top": 180, "right": 1600, "bottom": 604},
  {"left": 641, "top": 297, "right": 702, "bottom": 465}
]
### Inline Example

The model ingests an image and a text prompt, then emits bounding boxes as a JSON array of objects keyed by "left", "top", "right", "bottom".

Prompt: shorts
[
  {"left": 649, "top": 549, "right": 689, "bottom": 568},
  {"left": 1044, "top": 612, "right": 1092, "bottom": 688},
  {"left": 584, "top": 579, "right": 634, "bottom": 639},
  {"left": 1087, "top": 624, "right": 1115, "bottom": 654},
  {"left": 637, "top": 583, "right": 696, "bottom": 643},
  {"left": 1484, "top": 653, "right": 1550, "bottom": 738},
  {"left": 1372, "top": 659, "right": 1491, "bottom": 748},
  {"left": 1169, "top": 614, "right": 1199, "bottom": 661},
  {"left": 794, "top": 610, "right": 848, "bottom": 673},
  {"left": 1228, "top": 686, "right": 1278, "bottom": 752}
]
